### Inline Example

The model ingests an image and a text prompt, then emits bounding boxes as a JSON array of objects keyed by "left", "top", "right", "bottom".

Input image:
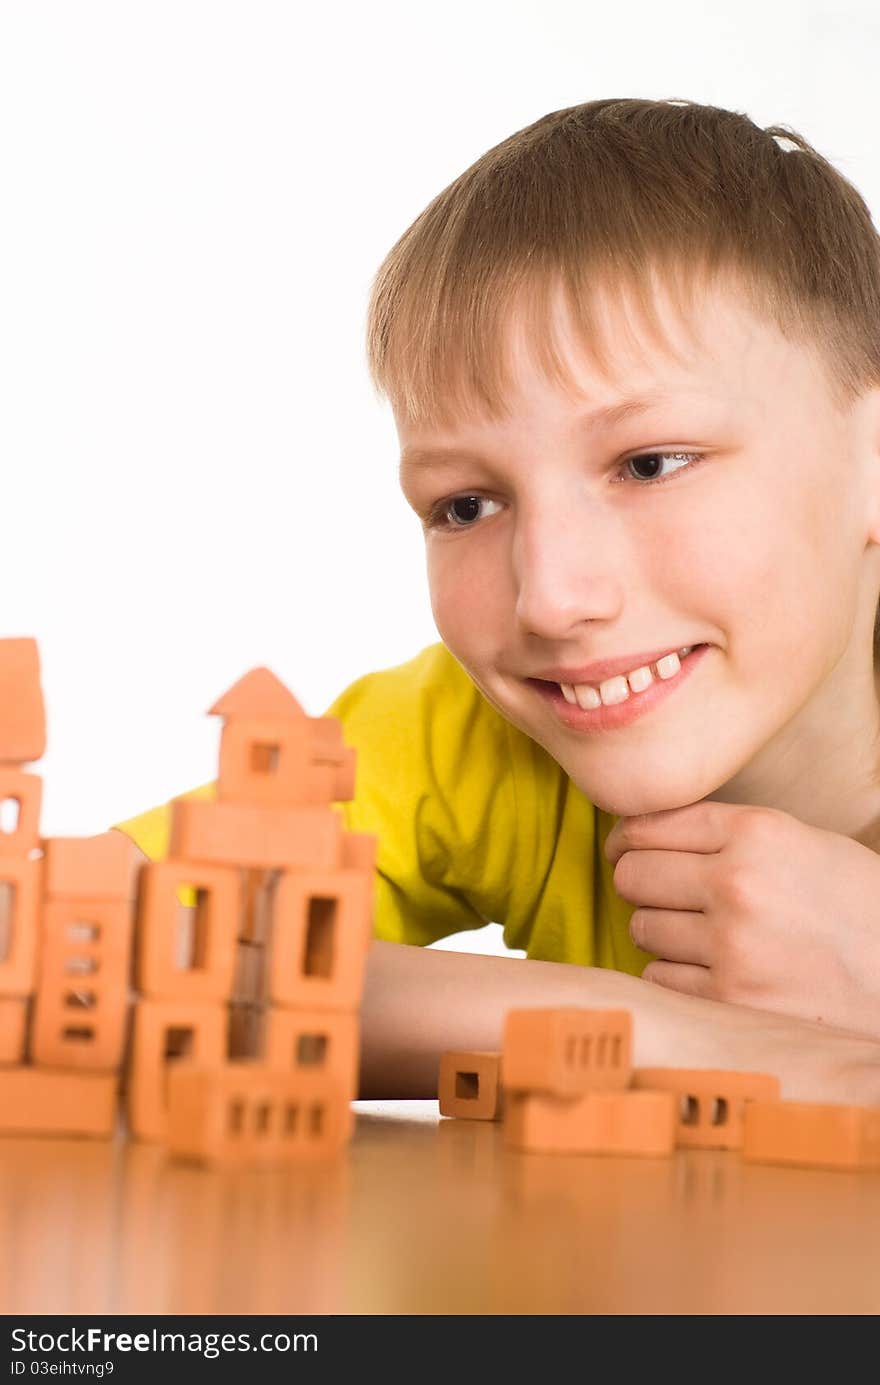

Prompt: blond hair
[{"left": 365, "top": 97, "right": 880, "bottom": 430}]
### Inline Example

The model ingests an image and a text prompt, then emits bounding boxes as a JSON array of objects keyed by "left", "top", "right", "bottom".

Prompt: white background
[{"left": 1, "top": 1, "right": 878, "bottom": 955}]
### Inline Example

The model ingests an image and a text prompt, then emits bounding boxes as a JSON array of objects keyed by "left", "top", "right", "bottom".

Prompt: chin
[{"left": 566, "top": 767, "right": 715, "bottom": 819}]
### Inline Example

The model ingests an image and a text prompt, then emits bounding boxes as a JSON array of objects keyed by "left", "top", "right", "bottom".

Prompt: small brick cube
[{"left": 438, "top": 1051, "right": 504, "bottom": 1121}]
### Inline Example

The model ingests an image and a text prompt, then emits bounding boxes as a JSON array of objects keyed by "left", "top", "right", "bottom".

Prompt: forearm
[{"left": 357, "top": 938, "right": 880, "bottom": 1105}]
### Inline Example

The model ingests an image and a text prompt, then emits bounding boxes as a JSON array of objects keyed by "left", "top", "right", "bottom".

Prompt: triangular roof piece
[
  {"left": 0, "top": 637, "right": 47, "bottom": 763},
  {"left": 208, "top": 667, "right": 307, "bottom": 721}
]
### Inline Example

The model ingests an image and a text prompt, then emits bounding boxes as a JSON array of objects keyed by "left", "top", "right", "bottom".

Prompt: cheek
[{"left": 427, "top": 541, "right": 509, "bottom": 653}]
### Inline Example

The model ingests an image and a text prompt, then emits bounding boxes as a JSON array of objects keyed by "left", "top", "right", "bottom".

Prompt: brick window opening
[
  {"left": 228, "top": 1100, "right": 245, "bottom": 1136},
  {"left": 63, "top": 990, "right": 97, "bottom": 1008},
  {"left": 251, "top": 742, "right": 281, "bottom": 774},
  {"left": 284, "top": 1104, "right": 299, "bottom": 1135},
  {"left": 681, "top": 1095, "right": 700, "bottom": 1125},
  {"left": 62, "top": 1025, "right": 95, "bottom": 1042},
  {"left": 0, "top": 797, "right": 20, "bottom": 835},
  {"left": 64, "top": 955, "right": 98, "bottom": 975},
  {"left": 68, "top": 920, "right": 100, "bottom": 942},
  {"left": 0, "top": 880, "right": 15, "bottom": 963},
  {"left": 175, "top": 888, "right": 209, "bottom": 969},
  {"left": 709, "top": 1096, "right": 729, "bottom": 1126},
  {"left": 296, "top": 1033, "right": 328, "bottom": 1066},
  {"left": 303, "top": 896, "right": 336, "bottom": 978},
  {"left": 308, "top": 1104, "right": 324, "bottom": 1136},
  {"left": 455, "top": 1071, "right": 480, "bottom": 1101},
  {"left": 254, "top": 1102, "right": 272, "bottom": 1135}
]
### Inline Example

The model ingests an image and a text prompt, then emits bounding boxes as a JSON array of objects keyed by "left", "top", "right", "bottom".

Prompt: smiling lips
[{"left": 560, "top": 646, "right": 695, "bottom": 709}]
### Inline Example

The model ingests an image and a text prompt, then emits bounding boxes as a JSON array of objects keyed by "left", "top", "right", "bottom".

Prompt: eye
[
  {"left": 425, "top": 495, "right": 502, "bottom": 530},
  {"left": 621, "top": 451, "right": 704, "bottom": 485}
]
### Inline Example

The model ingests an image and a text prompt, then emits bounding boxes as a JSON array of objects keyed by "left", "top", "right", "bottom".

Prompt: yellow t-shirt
[{"left": 111, "top": 642, "right": 651, "bottom": 975}]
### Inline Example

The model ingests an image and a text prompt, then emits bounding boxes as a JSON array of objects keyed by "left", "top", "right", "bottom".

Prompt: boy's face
[{"left": 396, "top": 273, "right": 880, "bottom": 816}]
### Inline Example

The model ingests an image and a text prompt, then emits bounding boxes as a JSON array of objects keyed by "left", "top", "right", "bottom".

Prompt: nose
[{"left": 512, "top": 498, "right": 624, "bottom": 640}]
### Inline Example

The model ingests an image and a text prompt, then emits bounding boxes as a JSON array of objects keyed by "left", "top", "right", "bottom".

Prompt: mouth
[{"left": 526, "top": 644, "right": 711, "bottom": 732}]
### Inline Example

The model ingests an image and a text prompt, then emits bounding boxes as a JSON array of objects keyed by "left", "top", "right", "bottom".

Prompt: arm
[
  {"left": 358, "top": 937, "right": 880, "bottom": 1105},
  {"left": 115, "top": 834, "right": 880, "bottom": 1107}
]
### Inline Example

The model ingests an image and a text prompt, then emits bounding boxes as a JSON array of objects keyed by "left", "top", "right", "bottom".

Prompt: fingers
[
  {"left": 629, "top": 907, "right": 713, "bottom": 966},
  {"left": 614, "top": 848, "right": 712, "bottom": 912}
]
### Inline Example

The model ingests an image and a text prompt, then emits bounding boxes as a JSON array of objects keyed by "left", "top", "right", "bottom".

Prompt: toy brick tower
[
  {"left": 0, "top": 637, "right": 126, "bottom": 1135},
  {"left": 128, "top": 666, "right": 376, "bottom": 1165}
]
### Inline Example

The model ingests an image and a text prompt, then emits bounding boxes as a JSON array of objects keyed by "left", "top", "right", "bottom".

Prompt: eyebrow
[{"left": 398, "top": 395, "right": 682, "bottom": 470}]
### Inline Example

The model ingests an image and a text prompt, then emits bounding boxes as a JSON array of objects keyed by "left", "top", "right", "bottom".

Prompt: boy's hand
[{"left": 604, "top": 802, "right": 880, "bottom": 1039}]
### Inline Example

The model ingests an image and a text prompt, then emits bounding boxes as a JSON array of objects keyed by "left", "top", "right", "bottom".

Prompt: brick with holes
[
  {"left": 165, "top": 1064, "right": 349, "bottom": 1165},
  {"left": 742, "top": 1099, "right": 880, "bottom": 1170},
  {"left": 0, "top": 856, "right": 41, "bottom": 996},
  {"left": 217, "top": 718, "right": 313, "bottom": 806},
  {"left": 0, "top": 769, "right": 42, "bottom": 857},
  {"left": 135, "top": 860, "right": 239, "bottom": 1002},
  {"left": 438, "top": 1051, "right": 504, "bottom": 1121},
  {"left": 265, "top": 1008, "right": 360, "bottom": 1101},
  {"left": 0, "top": 996, "right": 29, "bottom": 1063},
  {"left": 127, "top": 998, "right": 227, "bottom": 1141},
  {"left": 503, "top": 1088, "right": 676, "bottom": 1156},
  {"left": 30, "top": 896, "right": 134, "bottom": 1070},
  {"left": 266, "top": 867, "right": 373, "bottom": 1011},
  {"left": 0, "top": 1067, "right": 117, "bottom": 1137},
  {"left": 502, "top": 1008, "right": 632, "bottom": 1097},
  {"left": 631, "top": 1069, "right": 781, "bottom": 1150}
]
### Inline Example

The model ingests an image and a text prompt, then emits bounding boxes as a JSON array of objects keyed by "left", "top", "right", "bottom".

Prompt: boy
[{"left": 114, "top": 97, "right": 880, "bottom": 1102}]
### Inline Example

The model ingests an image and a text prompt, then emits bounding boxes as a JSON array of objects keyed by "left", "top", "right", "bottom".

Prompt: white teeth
[
  {"left": 656, "top": 651, "right": 681, "bottom": 680},
  {"left": 574, "top": 683, "right": 601, "bottom": 710},
  {"left": 627, "top": 664, "right": 654, "bottom": 694},
  {"left": 558, "top": 644, "right": 698, "bottom": 709}
]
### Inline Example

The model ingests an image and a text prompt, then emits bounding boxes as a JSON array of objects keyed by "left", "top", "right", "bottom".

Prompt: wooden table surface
[{"left": 1, "top": 1099, "right": 879, "bottom": 1315}]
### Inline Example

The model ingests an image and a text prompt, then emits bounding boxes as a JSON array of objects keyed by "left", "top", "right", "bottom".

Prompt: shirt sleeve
[{"left": 324, "top": 644, "right": 523, "bottom": 946}]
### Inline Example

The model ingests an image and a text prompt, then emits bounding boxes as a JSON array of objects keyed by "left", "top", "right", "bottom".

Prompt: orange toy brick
[
  {"left": 0, "top": 770, "right": 42, "bottom": 856},
  {"left": 502, "top": 1008, "right": 632, "bottom": 1097},
  {"left": 0, "top": 638, "right": 46, "bottom": 765},
  {"left": 135, "top": 860, "right": 239, "bottom": 1002},
  {"left": 266, "top": 868, "right": 372, "bottom": 1011},
  {"left": 341, "top": 832, "right": 377, "bottom": 873},
  {"left": 0, "top": 856, "right": 42, "bottom": 996},
  {"left": 439, "top": 1051, "right": 505, "bottom": 1121},
  {"left": 30, "top": 897, "right": 133, "bottom": 1070},
  {"left": 127, "top": 998, "right": 227, "bottom": 1141},
  {"left": 742, "top": 1099, "right": 880, "bottom": 1171},
  {"left": 42, "top": 831, "right": 141, "bottom": 900},
  {"left": 265, "top": 1007, "right": 360, "bottom": 1103},
  {"left": 208, "top": 666, "right": 308, "bottom": 723},
  {"left": 632, "top": 1068, "right": 781, "bottom": 1150},
  {"left": 0, "top": 1067, "right": 117, "bottom": 1137},
  {"left": 169, "top": 797, "right": 343, "bottom": 871},
  {"left": 308, "top": 717, "right": 346, "bottom": 765},
  {"left": 503, "top": 1088, "right": 677, "bottom": 1156},
  {"left": 217, "top": 718, "right": 312, "bottom": 806},
  {"left": 165, "top": 1065, "right": 349, "bottom": 1166},
  {"left": 332, "top": 748, "right": 356, "bottom": 803},
  {"left": 0, "top": 997, "right": 29, "bottom": 1064}
]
